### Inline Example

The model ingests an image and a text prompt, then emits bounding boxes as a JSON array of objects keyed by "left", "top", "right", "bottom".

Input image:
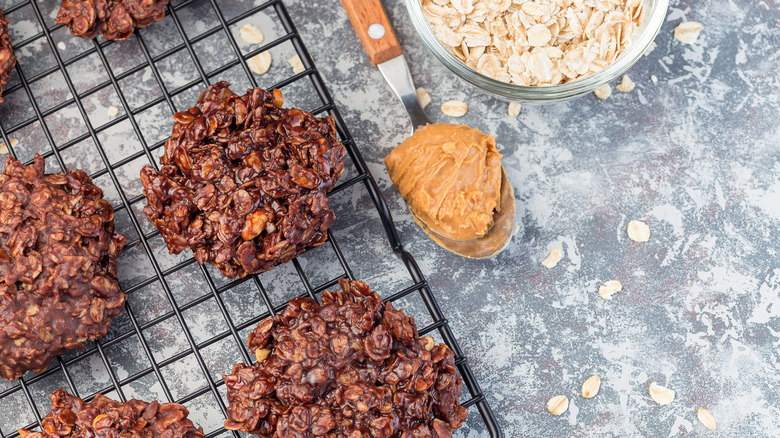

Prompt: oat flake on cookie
[{"left": 422, "top": 0, "right": 646, "bottom": 86}]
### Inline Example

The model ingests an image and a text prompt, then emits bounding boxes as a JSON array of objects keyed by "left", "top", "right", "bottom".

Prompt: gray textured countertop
[{"left": 287, "top": 0, "right": 780, "bottom": 436}]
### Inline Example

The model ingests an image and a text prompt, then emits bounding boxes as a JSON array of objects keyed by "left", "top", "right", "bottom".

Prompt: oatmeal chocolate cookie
[
  {"left": 0, "top": 9, "right": 18, "bottom": 104},
  {"left": 224, "top": 279, "right": 468, "bottom": 438},
  {"left": 140, "top": 82, "right": 345, "bottom": 279},
  {"left": 56, "top": 0, "right": 171, "bottom": 41},
  {"left": 0, "top": 154, "right": 126, "bottom": 381},
  {"left": 18, "top": 389, "right": 204, "bottom": 438}
]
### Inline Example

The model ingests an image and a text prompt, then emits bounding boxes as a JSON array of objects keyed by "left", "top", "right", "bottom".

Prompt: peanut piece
[{"left": 255, "top": 348, "right": 271, "bottom": 363}]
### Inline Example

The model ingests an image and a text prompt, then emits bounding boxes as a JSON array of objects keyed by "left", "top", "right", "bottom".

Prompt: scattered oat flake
[
  {"left": 651, "top": 75, "right": 658, "bottom": 84},
  {"left": 247, "top": 51, "right": 272, "bottom": 75},
  {"left": 441, "top": 100, "right": 468, "bottom": 118},
  {"left": 547, "top": 395, "right": 569, "bottom": 416},
  {"left": 697, "top": 407, "right": 716, "bottom": 430},
  {"left": 648, "top": 382, "right": 675, "bottom": 405},
  {"left": 507, "top": 101, "right": 522, "bottom": 118},
  {"left": 57, "top": 41, "right": 66, "bottom": 51},
  {"left": 598, "top": 280, "right": 622, "bottom": 300},
  {"left": 238, "top": 24, "right": 264, "bottom": 45},
  {"left": 616, "top": 75, "right": 635, "bottom": 93},
  {"left": 416, "top": 87, "right": 431, "bottom": 109},
  {"left": 541, "top": 248, "right": 563, "bottom": 269},
  {"left": 107, "top": 106, "right": 119, "bottom": 117},
  {"left": 627, "top": 219, "right": 650, "bottom": 242},
  {"left": 0, "top": 138, "right": 18, "bottom": 154},
  {"left": 581, "top": 375, "right": 601, "bottom": 399},
  {"left": 289, "top": 55, "right": 305, "bottom": 74},
  {"left": 674, "top": 21, "right": 702, "bottom": 45},
  {"left": 594, "top": 84, "right": 612, "bottom": 100}
]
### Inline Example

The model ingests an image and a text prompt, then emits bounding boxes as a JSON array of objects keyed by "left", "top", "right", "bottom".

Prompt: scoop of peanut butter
[{"left": 384, "top": 123, "right": 503, "bottom": 241}]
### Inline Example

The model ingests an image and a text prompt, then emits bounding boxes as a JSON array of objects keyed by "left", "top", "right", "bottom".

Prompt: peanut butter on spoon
[
  {"left": 339, "top": 0, "right": 515, "bottom": 258},
  {"left": 385, "top": 123, "right": 515, "bottom": 258}
]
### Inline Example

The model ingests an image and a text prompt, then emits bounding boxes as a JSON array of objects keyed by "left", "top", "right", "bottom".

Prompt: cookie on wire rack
[
  {"left": 0, "top": 8, "right": 18, "bottom": 104},
  {"left": 140, "top": 81, "right": 346, "bottom": 279},
  {"left": 56, "top": 0, "right": 172, "bottom": 41},
  {"left": 0, "top": 154, "right": 126, "bottom": 381},
  {"left": 224, "top": 279, "right": 469, "bottom": 437},
  {"left": 18, "top": 389, "right": 204, "bottom": 438}
]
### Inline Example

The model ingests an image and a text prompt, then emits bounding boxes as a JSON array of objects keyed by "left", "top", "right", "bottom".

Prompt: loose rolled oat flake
[
  {"left": 417, "top": 87, "right": 431, "bottom": 109},
  {"left": 507, "top": 101, "right": 522, "bottom": 118},
  {"left": 627, "top": 219, "right": 650, "bottom": 242},
  {"left": 547, "top": 395, "right": 569, "bottom": 416},
  {"left": 581, "top": 375, "right": 601, "bottom": 399},
  {"left": 0, "top": 138, "right": 17, "bottom": 154},
  {"left": 107, "top": 106, "right": 119, "bottom": 117},
  {"left": 697, "top": 407, "right": 716, "bottom": 430},
  {"left": 594, "top": 84, "right": 612, "bottom": 100},
  {"left": 541, "top": 248, "right": 563, "bottom": 268},
  {"left": 616, "top": 75, "right": 635, "bottom": 93},
  {"left": 441, "top": 99, "right": 468, "bottom": 118},
  {"left": 648, "top": 382, "right": 675, "bottom": 405},
  {"left": 247, "top": 51, "right": 272, "bottom": 75},
  {"left": 289, "top": 55, "right": 305, "bottom": 74},
  {"left": 674, "top": 21, "right": 702, "bottom": 45},
  {"left": 598, "top": 280, "right": 622, "bottom": 300},
  {"left": 238, "top": 23, "right": 264, "bottom": 45}
]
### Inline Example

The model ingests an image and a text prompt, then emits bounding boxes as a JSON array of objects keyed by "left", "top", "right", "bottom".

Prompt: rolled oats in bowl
[
  {"left": 422, "top": 0, "right": 645, "bottom": 86},
  {"left": 407, "top": 0, "right": 667, "bottom": 102}
]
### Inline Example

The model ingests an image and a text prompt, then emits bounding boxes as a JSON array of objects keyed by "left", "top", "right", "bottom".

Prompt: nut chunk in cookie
[
  {"left": 18, "top": 389, "right": 204, "bottom": 438},
  {"left": 0, "top": 154, "right": 126, "bottom": 381},
  {"left": 140, "top": 81, "right": 345, "bottom": 279},
  {"left": 224, "top": 279, "right": 468, "bottom": 437}
]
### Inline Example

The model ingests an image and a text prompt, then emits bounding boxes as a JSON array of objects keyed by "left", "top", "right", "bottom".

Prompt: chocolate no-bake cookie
[
  {"left": 0, "top": 154, "right": 126, "bottom": 381},
  {"left": 56, "top": 0, "right": 171, "bottom": 41},
  {"left": 224, "top": 279, "right": 468, "bottom": 438},
  {"left": 19, "top": 389, "right": 204, "bottom": 438},
  {"left": 140, "top": 82, "right": 345, "bottom": 279},
  {"left": 0, "top": 8, "right": 18, "bottom": 104}
]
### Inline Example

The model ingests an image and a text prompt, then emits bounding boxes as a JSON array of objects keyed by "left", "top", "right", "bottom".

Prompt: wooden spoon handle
[{"left": 340, "top": 0, "right": 403, "bottom": 66}]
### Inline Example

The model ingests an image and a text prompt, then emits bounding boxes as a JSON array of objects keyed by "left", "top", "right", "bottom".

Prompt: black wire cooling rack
[{"left": 0, "top": 0, "right": 502, "bottom": 436}]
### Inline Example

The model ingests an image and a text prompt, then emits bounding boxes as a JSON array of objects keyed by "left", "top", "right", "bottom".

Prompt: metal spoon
[{"left": 340, "top": 0, "right": 516, "bottom": 259}]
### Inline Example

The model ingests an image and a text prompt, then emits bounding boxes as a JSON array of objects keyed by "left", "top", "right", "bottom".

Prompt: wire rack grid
[{"left": 0, "top": 0, "right": 502, "bottom": 436}]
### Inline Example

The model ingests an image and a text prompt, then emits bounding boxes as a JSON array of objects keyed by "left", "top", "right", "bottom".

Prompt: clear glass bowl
[{"left": 404, "top": 0, "right": 669, "bottom": 104}]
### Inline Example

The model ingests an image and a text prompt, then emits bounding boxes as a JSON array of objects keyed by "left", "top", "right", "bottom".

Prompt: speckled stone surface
[
  {"left": 286, "top": 0, "right": 780, "bottom": 436},
  {"left": 0, "top": 0, "right": 777, "bottom": 437}
]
